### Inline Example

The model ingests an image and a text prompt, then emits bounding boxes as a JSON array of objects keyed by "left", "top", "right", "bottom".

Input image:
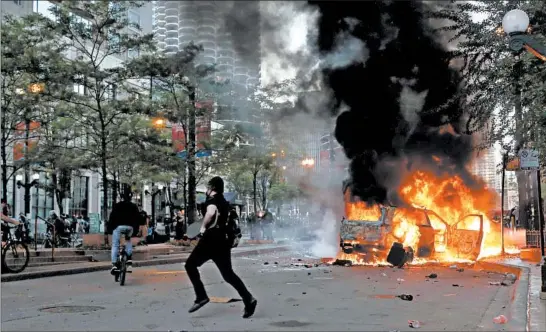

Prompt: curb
[
  {"left": 473, "top": 261, "right": 530, "bottom": 332},
  {"left": 1, "top": 246, "right": 290, "bottom": 282}
]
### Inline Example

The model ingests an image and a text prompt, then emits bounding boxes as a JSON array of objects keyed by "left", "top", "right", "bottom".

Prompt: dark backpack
[{"left": 226, "top": 209, "right": 242, "bottom": 248}]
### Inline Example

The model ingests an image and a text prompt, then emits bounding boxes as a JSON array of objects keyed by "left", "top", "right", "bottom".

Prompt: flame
[{"left": 339, "top": 168, "right": 521, "bottom": 265}]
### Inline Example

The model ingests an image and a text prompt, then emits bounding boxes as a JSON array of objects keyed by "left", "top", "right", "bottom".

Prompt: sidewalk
[
  {"left": 1, "top": 243, "right": 290, "bottom": 282},
  {"left": 499, "top": 258, "right": 546, "bottom": 332}
]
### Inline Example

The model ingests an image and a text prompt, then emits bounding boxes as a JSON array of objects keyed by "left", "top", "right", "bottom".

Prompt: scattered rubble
[
  {"left": 489, "top": 281, "right": 502, "bottom": 286},
  {"left": 332, "top": 259, "right": 352, "bottom": 267},
  {"left": 397, "top": 278, "right": 405, "bottom": 282},
  {"left": 408, "top": 320, "right": 421, "bottom": 328},
  {"left": 493, "top": 315, "right": 507, "bottom": 324},
  {"left": 397, "top": 294, "right": 413, "bottom": 301},
  {"left": 452, "top": 284, "right": 461, "bottom": 287},
  {"left": 426, "top": 273, "right": 438, "bottom": 279}
]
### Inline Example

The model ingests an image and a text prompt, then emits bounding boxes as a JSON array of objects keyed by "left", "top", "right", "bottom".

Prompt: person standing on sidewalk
[
  {"left": 184, "top": 176, "right": 257, "bottom": 318},
  {"left": 108, "top": 190, "right": 140, "bottom": 275}
]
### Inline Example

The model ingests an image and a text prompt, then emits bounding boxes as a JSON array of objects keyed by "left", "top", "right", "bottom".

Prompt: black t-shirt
[{"left": 203, "top": 194, "right": 229, "bottom": 232}]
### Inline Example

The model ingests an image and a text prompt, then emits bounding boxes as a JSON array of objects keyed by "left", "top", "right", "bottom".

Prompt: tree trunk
[
  {"left": 187, "top": 87, "right": 197, "bottom": 224},
  {"left": 261, "top": 175, "right": 267, "bottom": 209},
  {"left": 514, "top": 60, "right": 530, "bottom": 229},
  {"left": 1, "top": 108, "right": 8, "bottom": 203},
  {"left": 252, "top": 170, "right": 258, "bottom": 214},
  {"left": 52, "top": 172, "right": 64, "bottom": 215},
  {"left": 183, "top": 174, "right": 188, "bottom": 224}
]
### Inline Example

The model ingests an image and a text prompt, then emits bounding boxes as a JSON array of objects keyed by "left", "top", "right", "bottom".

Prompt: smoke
[
  {"left": 310, "top": 209, "right": 339, "bottom": 257},
  {"left": 309, "top": 0, "right": 474, "bottom": 205}
]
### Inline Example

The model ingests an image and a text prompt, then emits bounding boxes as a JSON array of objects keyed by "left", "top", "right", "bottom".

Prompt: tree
[
  {"left": 39, "top": 0, "right": 156, "bottom": 242},
  {"left": 0, "top": 14, "right": 63, "bottom": 207},
  {"left": 126, "top": 43, "right": 241, "bottom": 223},
  {"left": 268, "top": 182, "right": 300, "bottom": 215},
  {"left": 430, "top": 0, "right": 546, "bottom": 229}
]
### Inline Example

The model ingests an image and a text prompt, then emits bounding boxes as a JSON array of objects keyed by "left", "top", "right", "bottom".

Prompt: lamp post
[
  {"left": 145, "top": 184, "right": 164, "bottom": 227},
  {"left": 16, "top": 173, "right": 39, "bottom": 216},
  {"left": 15, "top": 84, "right": 44, "bottom": 216},
  {"left": 502, "top": 8, "right": 546, "bottom": 298}
]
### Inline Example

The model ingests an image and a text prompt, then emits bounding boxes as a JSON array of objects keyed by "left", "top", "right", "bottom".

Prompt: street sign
[
  {"left": 519, "top": 149, "right": 540, "bottom": 170},
  {"left": 505, "top": 157, "right": 520, "bottom": 171}
]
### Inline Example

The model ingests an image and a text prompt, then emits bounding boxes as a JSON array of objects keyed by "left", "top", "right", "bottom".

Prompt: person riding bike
[
  {"left": 108, "top": 189, "right": 140, "bottom": 275},
  {"left": 1, "top": 199, "right": 19, "bottom": 243}
]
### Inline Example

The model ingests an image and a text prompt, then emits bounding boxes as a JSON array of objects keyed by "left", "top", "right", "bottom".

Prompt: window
[
  {"left": 128, "top": 48, "right": 140, "bottom": 59},
  {"left": 31, "top": 173, "right": 54, "bottom": 220},
  {"left": 69, "top": 176, "right": 89, "bottom": 218},
  {"left": 13, "top": 0, "right": 21, "bottom": 5},
  {"left": 128, "top": 10, "right": 140, "bottom": 27}
]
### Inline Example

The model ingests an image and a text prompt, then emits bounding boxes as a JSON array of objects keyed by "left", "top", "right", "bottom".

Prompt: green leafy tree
[
  {"left": 431, "top": 0, "right": 546, "bottom": 229},
  {"left": 0, "top": 14, "right": 63, "bottom": 207},
  {"left": 39, "top": 0, "right": 156, "bottom": 242},
  {"left": 126, "top": 43, "right": 240, "bottom": 223}
]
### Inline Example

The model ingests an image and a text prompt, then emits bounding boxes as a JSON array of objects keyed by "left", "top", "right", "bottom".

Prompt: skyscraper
[{"left": 153, "top": 1, "right": 261, "bottom": 91}]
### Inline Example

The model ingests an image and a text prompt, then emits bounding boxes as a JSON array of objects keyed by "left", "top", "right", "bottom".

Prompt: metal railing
[{"left": 525, "top": 230, "right": 546, "bottom": 248}]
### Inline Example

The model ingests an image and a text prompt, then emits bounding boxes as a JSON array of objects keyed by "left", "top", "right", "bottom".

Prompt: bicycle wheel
[
  {"left": 119, "top": 254, "right": 127, "bottom": 286},
  {"left": 2, "top": 241, "right": 30, "bottom": 273}
]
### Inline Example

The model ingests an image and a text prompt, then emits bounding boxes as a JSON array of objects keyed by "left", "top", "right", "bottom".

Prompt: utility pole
[{"left": 187, "top": 85, "right": 197, "bottom": 225}]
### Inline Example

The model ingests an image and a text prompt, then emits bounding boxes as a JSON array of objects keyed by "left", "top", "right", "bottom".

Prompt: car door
[{"left": 447, "top": 214, "right": 484, "bottom": 260}]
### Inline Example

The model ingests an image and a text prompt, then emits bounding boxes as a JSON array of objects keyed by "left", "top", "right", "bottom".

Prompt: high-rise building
[
  {"left": 471, "top": 147, "right": 498, "bottom": 191},
  {"left": 152, "top": 1, "right": 261, "bottom": 91}
]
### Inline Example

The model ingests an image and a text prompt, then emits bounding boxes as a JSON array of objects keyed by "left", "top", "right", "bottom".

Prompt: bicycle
[
  {"left": 114, "top": 234, "right": 132, "bottom": 286},
  {"left": 1, "top": 223, "right": 30, "bottom": 274}
]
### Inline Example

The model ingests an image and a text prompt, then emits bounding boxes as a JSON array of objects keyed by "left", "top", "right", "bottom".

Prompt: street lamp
[
  {"left": 145, "top": 184, "right": 165, "bottom": 227},
  {"left": 503, "top": 8, "right": 546, "bottom": 299},
  {"left": 301, "top": 158, "right": 315, "bottom": 168},
  {"left": 502, "top": 9, "right": 546, "bottom": 60},
  {"left": 16, "top": 173, "right": 40, "bottom": 215},
  {"left": 152, "top": 117, "right": 166, "bottom": 129}
]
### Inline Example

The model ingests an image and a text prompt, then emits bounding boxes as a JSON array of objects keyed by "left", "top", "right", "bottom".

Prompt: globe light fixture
[
  {"left": 15, "top": 174, "right": 23, "bottom": 182},
  {"left": 32, "top": 173, "right": 40, "bottom": 181},
  {"left": 157, "top": 184, "right": 164, "bottom": 190},
  {"left": 502, "top": 9, "right": 546, "bottom": 61},
  {"left": 502, "top": 9, "right": 529, "bottom": 35}
]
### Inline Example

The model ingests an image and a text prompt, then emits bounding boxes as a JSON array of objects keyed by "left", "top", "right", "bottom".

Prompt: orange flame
[{"left": 339, "top": 168, "right": 520, "bottom": 265}]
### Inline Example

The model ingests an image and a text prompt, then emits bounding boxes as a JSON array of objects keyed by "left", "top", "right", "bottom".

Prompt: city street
[{"left": 1, "top": 250, "right": 518, "bottom": 331}]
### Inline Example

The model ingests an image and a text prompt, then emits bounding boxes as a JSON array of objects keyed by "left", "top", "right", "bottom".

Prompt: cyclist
[
  {"left": 108, "top": 189, "right": 140, "bottom": 275},
  {"left": 1, "top": 199, "right": 19, "bottom": 244}
]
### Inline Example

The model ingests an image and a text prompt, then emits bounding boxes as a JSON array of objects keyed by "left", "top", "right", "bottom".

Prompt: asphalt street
[{"left": 1, "top": 250, "right": 515, "bottom": 331}]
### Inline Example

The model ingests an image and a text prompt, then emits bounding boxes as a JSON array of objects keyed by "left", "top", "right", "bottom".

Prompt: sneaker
[
  {"left": 243, "top": 298, "right": 257, "bottom": 318},
  {"left": 126, "top": 260, "right": 132, "bottom": 272},
  {"left": 188, "top": 298, "right": 210, "bottom": 313},
  {"left": 110, "top": 265, "right": 119, "bottom": 276}
]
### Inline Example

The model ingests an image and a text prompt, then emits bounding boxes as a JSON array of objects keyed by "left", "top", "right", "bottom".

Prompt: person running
[
  {"left": 185, "top": 176, "right": 257, "bottom": 318},
  {"left": 108, "top": 189, "right": 140, "bottom": 275}
]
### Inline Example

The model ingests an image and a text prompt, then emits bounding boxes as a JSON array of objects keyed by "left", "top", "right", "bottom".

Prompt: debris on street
[
  {"left": 332, "top": 259, "right": 352, "bottom": 267},
  {"left": 397, "top": 294, "right": 413, "bottom": 301},
  {"left": 489, "top": 281, "right": 502, "bottom": 286},
  {"left": 426, "top": 273, "right": 438, "bottom": 279},
  {"left": 408, "top": 320, "right": 421, "bottom": 328},
  {"left": 493, "top": 315, "right": 507, "bottom": 324},
  {"left": 397, "top": 278, "right": 405, "bottom": 282}
]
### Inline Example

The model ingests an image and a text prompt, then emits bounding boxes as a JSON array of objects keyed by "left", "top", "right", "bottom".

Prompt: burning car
[{"left": 339, "top": 182, "right": 485, "bottom": 265}]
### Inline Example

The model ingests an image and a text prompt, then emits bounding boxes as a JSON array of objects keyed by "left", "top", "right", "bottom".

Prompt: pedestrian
[{"left": 184, "top": 176, "right": 257, "bottom": 318}]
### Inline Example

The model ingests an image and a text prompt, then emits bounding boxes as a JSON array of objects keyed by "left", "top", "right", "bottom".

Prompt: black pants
[{"left": 184, "top": 229, "right": 252, "bottom": 304}]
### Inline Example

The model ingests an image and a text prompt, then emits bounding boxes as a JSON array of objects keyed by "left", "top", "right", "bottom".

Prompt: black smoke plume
[{"left": 309, "top": 0, "right": 476, "bottom": 205}]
